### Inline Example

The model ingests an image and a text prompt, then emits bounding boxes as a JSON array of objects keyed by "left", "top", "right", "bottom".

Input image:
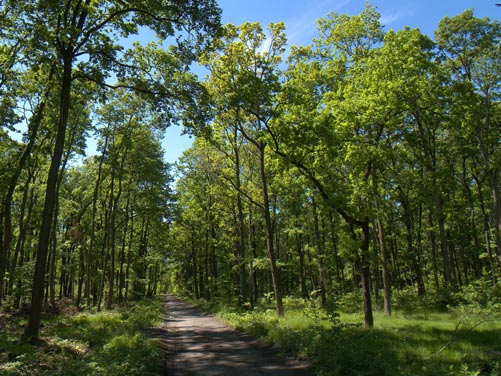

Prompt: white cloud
[
  {"left": 380, "top": 10, "right": 413, "bottom": 27},
  {"left": 259, "top": 36, "right": 273, "bottom": 54},
  {"left": 286, "top": 0, "right": 352, "bottom": 47}
]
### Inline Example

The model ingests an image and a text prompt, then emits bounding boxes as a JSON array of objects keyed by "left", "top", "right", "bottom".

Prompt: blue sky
[
  {"left": 161, "top": 0, "right": 500, "bottom": 163},
  {"left": 218, "top": 0, "right": 497, "bottom": 41}
]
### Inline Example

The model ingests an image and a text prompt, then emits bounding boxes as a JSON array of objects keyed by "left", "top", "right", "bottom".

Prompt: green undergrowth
[
  {"left": 189, "top": 284, "right": 501, "bottom": 376},
  {"left": 0, "top": 298, "right": 163, "bottom": 376}
]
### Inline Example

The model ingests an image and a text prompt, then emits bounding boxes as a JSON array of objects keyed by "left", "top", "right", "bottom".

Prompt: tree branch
[
  {"left": 72, "top": 73, "right": 176, "bottom": 99},
  {"left": 270, "top": 140, "right": 364, "bottom": 227}
]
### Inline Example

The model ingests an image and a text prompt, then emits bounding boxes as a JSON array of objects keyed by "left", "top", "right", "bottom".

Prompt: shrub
[
  {"left": 120, "top": 298, "right": 162, "bottom": 332},
  {"left": 335, "top": 291, "right": 363, "bottom": 313},
  {"left": 99, "top": 333, "right": 161, "bottom": 376},
  {"left": 453, "top": 276, "right": 501, "bottom": 312},
  {"left": 65, "top": 311, "right": 124, "bottom": 347},
  {"left": 220, "top": 311, "right": 279, "bottom": 338}
]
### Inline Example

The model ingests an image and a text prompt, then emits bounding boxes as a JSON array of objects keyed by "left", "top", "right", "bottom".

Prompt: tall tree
[
  {"left": 274, "top": 4, "right": 385, "bottom": 328},
  {"left": 436, "top": 10, "right": 501, "bottom": 276},
  {"left": 17, "top": 0, "right": 221, "bottom": 343},
  {"left": 201, "top": 22, "right": 287, "bottom": 316}
]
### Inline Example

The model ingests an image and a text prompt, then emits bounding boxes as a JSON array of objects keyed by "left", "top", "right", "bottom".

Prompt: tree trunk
[
  {"left": 191, "top": 227, "right": 199, "bottom": 299},
  {"left": 435, "top": 193, "right": 455, "bottom": 289},
  {"left": 487, "top": 172, "right": 501, "bottom": 273},
  {"left": 258, "top": 143, "right": 283, "bottom": 316},
  {"left": 477, "top": 106, "right": 501, "bottom": 276},
  {"left": 210, "top": 223, "right": 218, "bottom": 295},
  {"left": 23, "top": 53, "right": 73, "bottom": 344},
  {"left": 360, "top": 219, "right": 374, "bottom": 328},
  {"left": 105, "top": 177, "right": 115, "bottom": 310},
  {"left": 106, "top": 146, "right": 126, "bottom": 309},
  {"left": 76, "top": 240, "right": 85, "bottom": 309},
  {"left": 97, "top": 207, "right": 110, "bottom": 311},
  {"left": 7, "top": 169, "right": 34, "bottom": 297},
  {"left": 329, "top": 210, "right": 344, "bottom": 295},
  {"left": 48, "top": 206, "right": 59, "bottom": 306},
  {"left": 234, "top": 127, "right": 247, "bottom": 304},
  {"left": 124, "top": 212, "right": 134, "bottom": 303},
  {"left": 0, "top": 82, "right": 51, "bottom": 302},
  {"left": 473, "top": 174, "right": 497, "bottom": 283},
  {"left": 296, "top": 231, "right": 308, "bottom": 299},
  {"left": 428, "top": 212, "right": 440, "bottom": 290},
  {"left": 96, "top": 254, "right": 107, "bottom": 312},
  {"left": 372, "top": 161, "right": 391, "bottom": 317},
  {"left": 118, "top": 195, "right": 130, "bottom": 304},
  {"left": 248, "top": 205, "right": 258, "bottom": 308},
  {"left": 13, "top": 171, "right": 38, "bottom": 308},
  {"left": 86, "top": 136, "right": 108, "bottom": 307},
  {"left": 311, "top": 196, "right": 327, "bottom": 308},
  {"left": 351, "top": 219, "right": 374, "bottom": 329}
]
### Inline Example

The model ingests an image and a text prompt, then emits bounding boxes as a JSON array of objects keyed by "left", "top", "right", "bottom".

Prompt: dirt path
[{"left": 147, "top": 294, "right": 314, "bottom": 376}]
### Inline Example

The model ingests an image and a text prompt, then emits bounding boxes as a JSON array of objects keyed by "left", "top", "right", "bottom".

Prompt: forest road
[{"left": 145, "top": 294, "right": 314, "bottom": 376}]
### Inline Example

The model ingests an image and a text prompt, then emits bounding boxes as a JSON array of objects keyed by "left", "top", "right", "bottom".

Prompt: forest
[{"left": 0, "top": 1, "right": 500, "bottom": 375}]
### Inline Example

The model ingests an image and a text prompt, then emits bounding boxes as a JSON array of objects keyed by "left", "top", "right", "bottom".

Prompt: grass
[
  {"left": 333, "top": 311, "right": 501, "bottom": 376},
  {"left": 192, "top": 292, "right": 501, "bottom": 376},
  {"left": 0, "top": 298, "right": 163, "bottom": 376}
]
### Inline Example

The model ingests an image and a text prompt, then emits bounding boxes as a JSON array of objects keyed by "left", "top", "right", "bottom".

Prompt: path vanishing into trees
[{"left": 146, "top": 295, "right": 313, "bottom": 376}]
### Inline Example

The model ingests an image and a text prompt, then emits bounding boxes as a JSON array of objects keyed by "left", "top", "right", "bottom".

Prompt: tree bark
[
  {"left": 0, "top": 91, "right": 50, "bottom": 302},
  {"left": 351, "top": 219, "right": 374, "bottom": 329},
  {"left": 23, "top": 53, "right": 73, "bottom": 344},
  {"left": 7, "top": 168, "right": 34, "bottom": 298},
  {"left": 371, "top": 161, "right": 391, "bottom": 317},
  {"left": 311, "top": 196, "right": 327, "bottom": 308},
  {"left": 474, "top": 174, "right": 498, "bottom": 284},
  {"left": 258, "top": 143, "right": 283, "bottom": 316},
  {"left": 85, "top": 135, "right": 108, "bottom": 307},
  {"left": 105, "top": 176, "right": 115, "bottom": 310},
  {"left": 233, "top": 127, "right": 247, "bottom": 304},
  {"left": 360, "top": 219, "right": 374, "bottom": 328}
]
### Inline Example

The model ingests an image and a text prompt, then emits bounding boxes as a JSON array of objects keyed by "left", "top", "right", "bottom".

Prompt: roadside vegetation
[
  {"left": 2, "top": 2, "right": 501, "bottom": 375},
  {"left": 167, "top": 5, "right": 501, "bottom": 375},
  {"left": 0, "top": 298, "right": 163, "bottom": 376},
  {"left": 190, "top": 279, "right": 501, "bottom": 376}
]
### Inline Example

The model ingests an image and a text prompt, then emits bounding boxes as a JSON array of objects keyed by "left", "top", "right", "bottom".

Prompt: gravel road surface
[{"left": 147, "top": 294, "right": 314, "bottom": 376}]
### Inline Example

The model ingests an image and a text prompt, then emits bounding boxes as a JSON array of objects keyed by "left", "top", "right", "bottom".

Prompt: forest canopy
[{"left": 0, "top": 0, "right": 500, "bottom": 352}]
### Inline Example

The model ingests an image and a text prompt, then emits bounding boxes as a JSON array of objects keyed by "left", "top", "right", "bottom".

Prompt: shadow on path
[{"left": 145, "top": 294, "right": 314, "bottom": 376}]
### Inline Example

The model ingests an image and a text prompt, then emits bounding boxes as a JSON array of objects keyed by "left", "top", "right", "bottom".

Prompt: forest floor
[{"left": 147, "top": 294, "right": 313, "bottom": 376}]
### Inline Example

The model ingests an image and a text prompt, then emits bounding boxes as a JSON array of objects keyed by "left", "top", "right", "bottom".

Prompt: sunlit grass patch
[
  {"left": 98, "top": 333, "right": 162, "bottom": 376},
  {"left": 59, "top": 311, "right": 125, "bottom": 347},
  {"left": 209, "top": 295, "right": 501, "bottom": 376},
  {"left": 119, "top": 297, "right": 163, "bottom": 331},
  {"left": 0, "top": 297, "right": 164, "bottom": 376},
  {"left": 337, "top": 309, "right": 501, "bottom": 375}
]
